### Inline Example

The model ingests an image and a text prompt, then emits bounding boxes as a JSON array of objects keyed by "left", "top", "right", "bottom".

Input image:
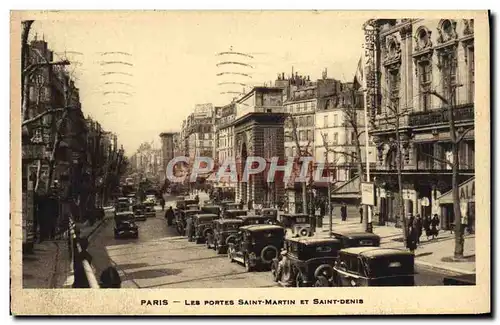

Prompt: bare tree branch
[
  {"left": 22, "top": 106, "right": 78, "bottom": 127},
  {"left": 456, "top": 126, "right": 474, "bottom": 144}
]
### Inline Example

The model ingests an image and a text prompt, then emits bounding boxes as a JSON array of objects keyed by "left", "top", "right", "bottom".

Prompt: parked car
[
  {"left": 186, "top": 204, "right": 200, "bottom": 211},
  {"left": 330, "top": 231, "right": 381, "bottom": 248},
  {"left": 206, "top": 218, "right": 244, "bottom": 254},
  {"left": 280, "top": 213, "right": 313, "bottom": 238},
  {"left": 192, "top": 213, "right": 220, "bottom": 244},
  {"left": 143, "top": 201, "right": 156, "bottom": 217},
  {"left": 271, "top": 237, "right": 342, "bottom": 287},
  {"left": 132, "top": 203, "right": 147, "bottom": 221},
  {"left": 238, "top": 214, "right": 279, "bottom": 226},
  {"left": 328, "top": 247, "right": 415, "bottom": 287},
  {"left": 200, "top": 205, "right": 221, "bottom": 216},
  {"left": 260, "top": 208, "right": 278, "bottom": 219},
  {"left": 223, "top": 209, "right": 248, "bottom": 219},
  {"left": 227, "top": 224, "right": 286, "bottom": 272},
  {"left": 175, "top": 197, "right": 186, "bottom": 210},
  {"left": 176, "top": 209, "right": 202, "bottom": 236},
  {"left": 114, "top": 214, "right": 139, "bottom": 239}
]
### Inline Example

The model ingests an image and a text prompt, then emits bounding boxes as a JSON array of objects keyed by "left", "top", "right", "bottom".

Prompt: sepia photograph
[{"left": 10, "top": 10, "right": 490, "bottom": 315}]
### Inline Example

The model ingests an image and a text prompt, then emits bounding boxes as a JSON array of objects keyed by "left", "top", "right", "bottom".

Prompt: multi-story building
[
  {"left": 159, "top": 131, "right": 179, "bottom": 182},
  {"left": 365, "top": 19, "right": 475, "bottom": 230},
  {"left": 213, "top": 102, "right": 237, "bottom": 189}
]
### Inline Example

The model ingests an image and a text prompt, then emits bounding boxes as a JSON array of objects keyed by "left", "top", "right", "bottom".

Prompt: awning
[{"left": 437, "top": 177, "right": 475, "bottom": 205}]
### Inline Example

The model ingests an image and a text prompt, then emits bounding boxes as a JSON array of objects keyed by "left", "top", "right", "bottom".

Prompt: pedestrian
[
  {"left": 247, "top": 200, "right": 253, "bottom": 211},
  {"left": 341, "top": 204, "right": 347, "bottom": 222},
  {"left": 165, "top": 206, "right": 174, "bottom": 226},
  {"left": 359, "top": 206, "right": 363, "bottom": 224},
  {"left": 239, "top": 199, "right": 244, "bottom": 210},
  {"left": 430, "top": 214, "right": 440, "bottom": 239},
  {"left": 415, "top": 214, "right": 423, "bottom": 244},
  {"left": 99, "top": 266, "right": 122, "bottom": 288},
  {"left": 194, "top": 194, "right": 199, "bottom": 204},
  {"left": 160, "top": 197, "right": 165, "bottom": 211},
  {"left": 423, "top": 215, "right": 432, "bottom": 240},
  {"left": 406, "top": 216, "right": 417, "bottom": 253}
]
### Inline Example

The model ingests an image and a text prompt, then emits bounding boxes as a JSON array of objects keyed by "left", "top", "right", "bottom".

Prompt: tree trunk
[
  {"left": 301, "top": 182, "right": 307, "bottom": 214},
  {"left": 395, "top": 129, "right": 407, "bottom": 242},
  {"left": 452, "top": 142, "right": 463, "bottom": 258}
]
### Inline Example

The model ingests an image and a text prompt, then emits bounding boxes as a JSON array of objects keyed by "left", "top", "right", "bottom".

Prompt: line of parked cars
[{"left": 168, "top": 197, "right": 417, "bottom": 287}]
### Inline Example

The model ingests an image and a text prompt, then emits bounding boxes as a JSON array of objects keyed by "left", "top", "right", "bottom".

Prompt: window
[
  {"left": 304, "top": 102, "right": 309, "bottom": 111},
  {"left": 389, "top": 68, "right": 400, "bottom": 111},
  {"left": 441, "top": 50, "right": 457, "bottom": 104},
  {"left": 285, "top": 147, "right": 291, "bottom": 157},
  {"left": 307, "top": 116, "right": 313, "bottom": 126},
  {"left": 468, "top": 46, "right": 475, "bottom": 103},
  {"left": 311, "top": 101, "right": 316, "bottom": 110},
  {"left": 333, "top": 114, "right": 338, "bottom": 127},
  {"left": 352, "top": 132, "right": 357, "bottom": 145},
  {"left": 333, "top": 133, "right": 338, "bottom": 144},
  {"left": 292, "top": 147, "right": 297, "bottom": 157},
  {"left": 418, "top": 61, "right": 432, "bottom": 111},
  {"left": 299, "top": 116, "right": 304, "bottom": 127},
  {"left": 323, "top": 115, "right": 328, "bottom": 128},
  {"left": 307, "top": 130, "right": 313, "bottom": 141},
  {"left": 299, "top": 130, "right": 305, "bottom": 141}
]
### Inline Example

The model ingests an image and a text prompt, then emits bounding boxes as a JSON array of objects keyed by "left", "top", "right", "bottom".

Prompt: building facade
[{"left": 365, "top": 19, "right": 475, "bottom": 230}]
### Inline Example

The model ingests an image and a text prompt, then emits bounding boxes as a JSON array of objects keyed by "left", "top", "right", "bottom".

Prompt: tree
[
  {"left": 319, "top": 88, "right": 370, "bottom": 232},
  {"left": 376, "top": 91, "right": 409, "bottom": 241},
  {"left": 423, "top": 80, "right": 473, "bottom": 259},
  {"left": 287, "top": 114, "right": 313, "bottom": 214}
]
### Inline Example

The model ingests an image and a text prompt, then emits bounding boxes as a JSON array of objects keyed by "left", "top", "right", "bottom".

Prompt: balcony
[{"left": 409, "top": 105, "right": 474, "bottom": 128}]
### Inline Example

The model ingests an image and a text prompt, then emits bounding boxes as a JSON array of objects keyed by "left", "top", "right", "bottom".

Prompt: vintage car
[
  {"left": 200, "top": 205, "right": 221, "bottom": 216},
  {"left": 260, "top": 208, "right": 278, "bottom": 219},
  {"left": 175, "top": 198, "right": 186, "bottom": 210},
  {"left": 271, "top": 237, "right": 342, "bottom": 287},
  {"left": 330, "top": 231, "right": 381, "bottom": 248},
  {"left": 186, "top": 204, "right": 200, "bottom": 211},
  {"left": 185, "top": 199, "right": 199, "bottom": 206},
  {"left": 132, "top": 203, "right": 147, "bottom": 221},
  {"left": 176, "top": 209, "right": 202, "bottom": 236},
  {"left": 223, "top": 209, "right": 248, "bottom": 219},
  {"left": 114, "top": 211, "right": 138, "bottom": 239},
  {"left": 143, "top": 201, "right": 156, "bottom": 217},
  {"left": 192, "top": 213, "right": 220, "bottom": 244},
  {"left": 328, "top": 247, "right": 415, "bottom": 287},
  {"left": 206, "top": 218, "right": 244, "bottom": 254},
  {"left": 238, "top": 214, "right": 279, "bottom": 226},
  {"left": 227, "top": 224, "right": 286, "bottom": 272},
  {"left": 280, "top": 213, "right": 313, "bottom": 238}
]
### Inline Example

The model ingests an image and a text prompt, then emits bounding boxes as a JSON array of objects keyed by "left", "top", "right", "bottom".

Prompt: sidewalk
[
  {"left": 318, "top": 216, "right": 476, "bottom": 275},
  {"left": 22, "top": 214, "right": 111, "bottom": 289}
]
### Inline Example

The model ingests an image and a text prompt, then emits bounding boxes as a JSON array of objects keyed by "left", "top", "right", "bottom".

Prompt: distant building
[{"left": 159, "top": 131, "right": 180, "bottom": 182}]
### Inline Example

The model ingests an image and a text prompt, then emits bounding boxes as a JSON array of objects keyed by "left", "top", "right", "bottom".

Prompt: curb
[{"left": 415, "top": 259, "right": 476, "bottom": 276}]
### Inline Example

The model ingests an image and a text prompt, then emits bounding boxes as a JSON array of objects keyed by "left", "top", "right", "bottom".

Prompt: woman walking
[
  {"left": 406, "top": 216, "right": 418, "bottom": 253},
  {"left": 423, "top": 215, "right": 432, "bottom": 240},
  {"left": 430, "top": 214, "right": 440, "bottom": 239}
]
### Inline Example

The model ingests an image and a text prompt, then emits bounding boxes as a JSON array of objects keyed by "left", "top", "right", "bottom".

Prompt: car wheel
[
  {"left": 314, "top": 276, "right": 330, "bottom": 287},
  {"left": 244, "top": 255, "right": 253, "bottom": 272}
]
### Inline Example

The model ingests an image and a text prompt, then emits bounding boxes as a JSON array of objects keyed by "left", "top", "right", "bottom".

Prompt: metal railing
[{"left": 68, "top": 218, "right": 100, "bottom": 288}]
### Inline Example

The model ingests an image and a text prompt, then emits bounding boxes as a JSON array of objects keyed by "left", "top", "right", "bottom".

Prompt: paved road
[{"left": 88, "top": 199, "right": 461, "bottom": 288}]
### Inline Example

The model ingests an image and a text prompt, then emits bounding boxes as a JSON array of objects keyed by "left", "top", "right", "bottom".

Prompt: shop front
[{"left": 437, "top": 177, "right": 475, "bottom": 233}]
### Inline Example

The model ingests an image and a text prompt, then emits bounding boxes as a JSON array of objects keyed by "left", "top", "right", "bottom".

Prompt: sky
[{"left": 29, "top": 11, "right": 366, "bottom": 155}]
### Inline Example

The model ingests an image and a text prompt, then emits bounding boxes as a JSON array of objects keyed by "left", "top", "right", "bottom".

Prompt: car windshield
[
  {"left": 303, "top": 243, "right": 341, "bottom": 258},
  {"left": 365, "top": 255, "right": 414, "bottom": 278},
  {"left": 223, "top": 223, "right": 240, "bottom": 230}
]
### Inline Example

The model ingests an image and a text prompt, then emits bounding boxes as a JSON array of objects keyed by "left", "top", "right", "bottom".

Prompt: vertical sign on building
[{"left": 363, "top": 22, "right": 378, "bottom": 126}]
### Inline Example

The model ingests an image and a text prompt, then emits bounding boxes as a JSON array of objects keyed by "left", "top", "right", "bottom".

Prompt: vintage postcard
[{"left": 10, "top": 10, "right": 490, "bottom": 315}]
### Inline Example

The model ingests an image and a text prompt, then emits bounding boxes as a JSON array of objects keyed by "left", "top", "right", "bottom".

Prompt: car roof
[
  {"left": 116, "top": 211, "right": 133, "bottom": 215},
  {"left": 282, "top": 213, "right": 309, "bottom": 217},
  {"left": 340, "top": 247, "right": 413, "bottom": 258},
  {"left": 226, "top": 209, "right": 247, "bottom": 213},
  {"left": 331, "top": 231, "right": 381, "bottom": 239},
  {"left": 287, "top": 237, "right": 341, "bottom": 245},
  {"left": 195, "top": 213, "right": 218, "bottom": 218},
  {"left": 202, "top": 205, "right": 221, "bottom": 208},
  {"left": 239, "top": 214, "right": 267, "bottom": 219},
  {"left": 215, "top": 218, "right": 244, "bottom": 224},
  {"left": 240, "top": 224, "right": 284, "bottom": 232}
]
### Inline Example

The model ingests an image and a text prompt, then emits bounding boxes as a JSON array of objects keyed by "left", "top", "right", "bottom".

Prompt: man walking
[
  {"left": 341, "top": 204, "right": 347, "bottom": 222},
  {"left": 359, "top": 206, "right": 363, "bottom": 224},
  {"left": 160, "top": 197, "right": 165, "bottom": 211}
]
